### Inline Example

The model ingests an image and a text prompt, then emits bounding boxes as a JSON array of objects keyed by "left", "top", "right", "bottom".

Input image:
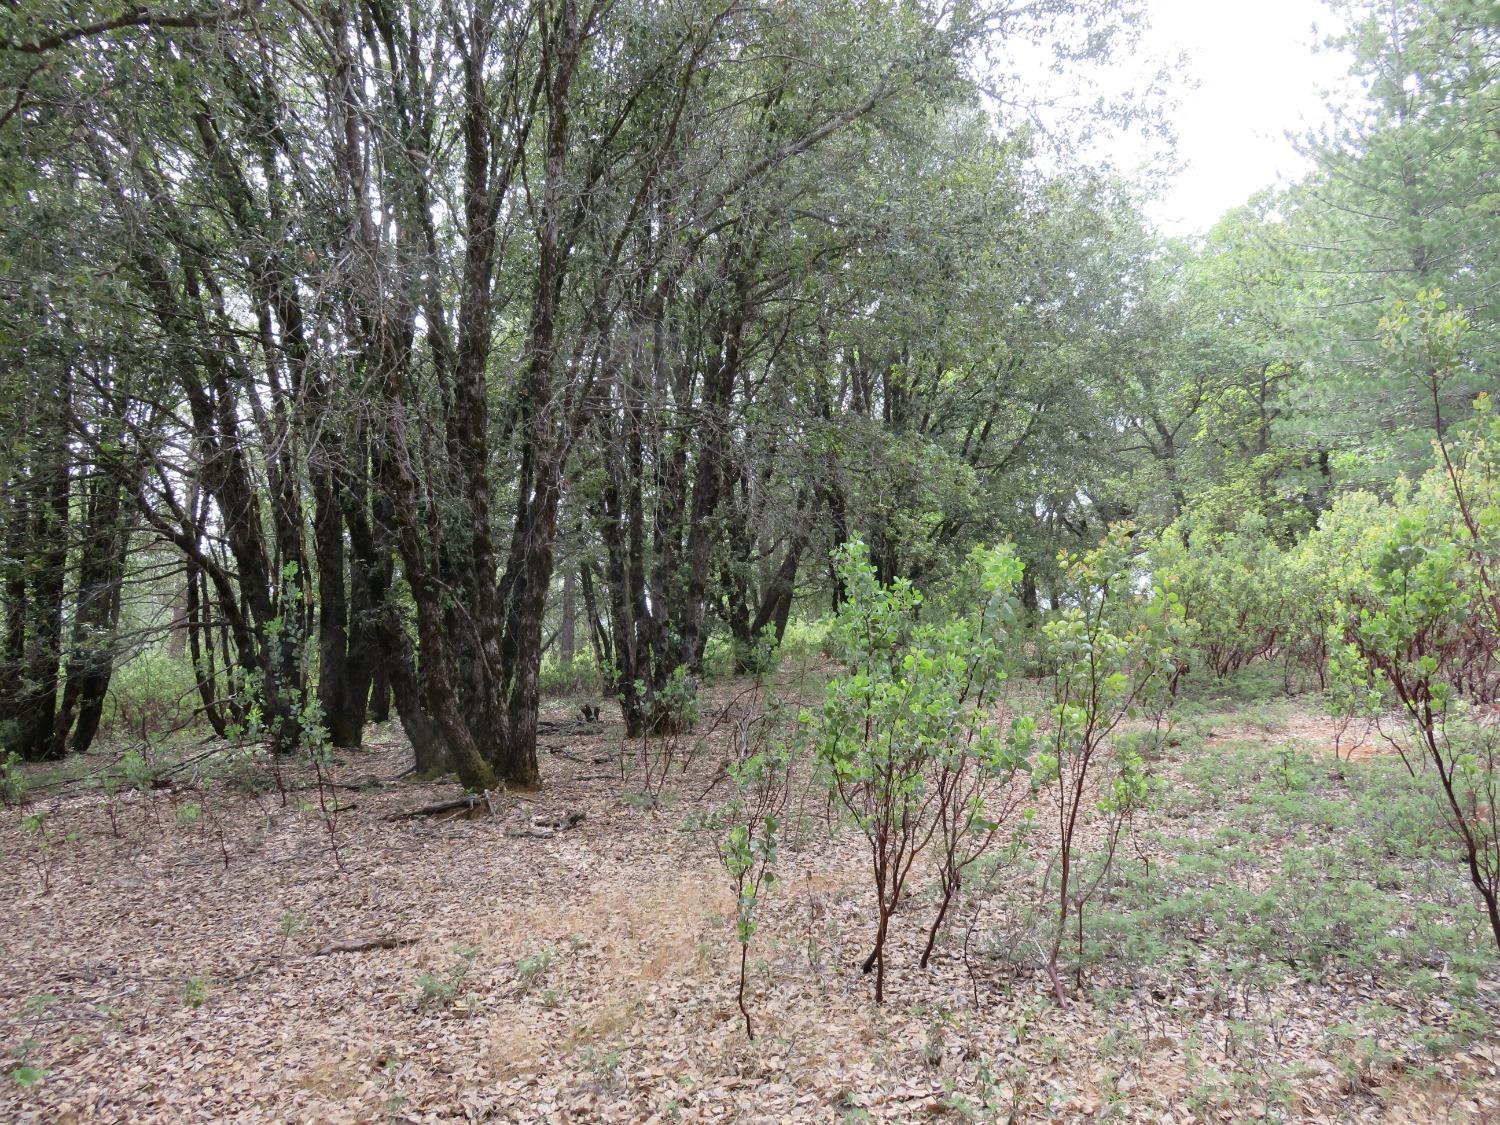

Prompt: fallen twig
[
  {"left": 313, "top": 936, "right": 417, "bottom": 956},
  {"left": 386, "top": 794, "right": 492, "bottom": 821},
  {"left": 507, "top": 810, "right": 585, "bottom": 839}
]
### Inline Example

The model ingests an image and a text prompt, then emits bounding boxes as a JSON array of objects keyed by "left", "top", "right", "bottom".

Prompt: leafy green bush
[
  {"left": 538, "top": 653, "right": 601, "bottom": 698},
  {"left": 1152, "top": 514, "right": 1292, "bottom": 682},
  {"left": 0, "top": 751, "right": 26, "bottom": 806},
  {"left": 807, "top": 540, "right": 1032, "bottom": 1004},
  {"left": 1314, "top": 294, "right": 1500, "bottom": 952},
  {"left": 1032, "top": 525, "right": 1183, "bottom": 1003},
  {"left": 100, "top": 649, "right": 201, "bottom": 740}
]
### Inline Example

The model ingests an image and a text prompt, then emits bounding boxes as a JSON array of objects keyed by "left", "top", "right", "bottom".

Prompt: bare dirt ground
[{"left": 3, "top": 674, "right": 1500, "bottom": 1123}]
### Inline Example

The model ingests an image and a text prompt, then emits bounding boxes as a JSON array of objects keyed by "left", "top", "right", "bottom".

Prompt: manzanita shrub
[
  {"left": 1323, "top": 294, "right": 1500, "bottom": 952},
  {"left": 1151, "top": 514, "right": 1290, "bottom": 682},
  {"left": 1331, "top": 502, "right": 1500, "bottom": 949},
  {"left": 808, "top": 540, "right": 1032, "bottom": 1004},
  {"left": 718, "top": 722, "right": 790, "bottom": 1039},
  {"left": 1031, "top": 525, "right": 1183, "bottom": 1004}
]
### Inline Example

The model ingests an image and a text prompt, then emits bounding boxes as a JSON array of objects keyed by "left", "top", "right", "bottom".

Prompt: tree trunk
[{"left": 558, "top": 569, "right": 577, "bottom": 666}]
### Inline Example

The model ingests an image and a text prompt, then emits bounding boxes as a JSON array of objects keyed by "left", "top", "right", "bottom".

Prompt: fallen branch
[
  {"left": 314, "top": 936, "right": 417, "bottom": 957},
  {"left": 386, "top": 794, "right": 492, "bottom": 821},
  {"left": 508, "top": 810, "right": 585, "bottom": 839},
  {"left": 537, "top": 716, "right": 602, "bottom": 736},
  {"left": 548, "top": 747, "right": 614, "bottom": 765}
]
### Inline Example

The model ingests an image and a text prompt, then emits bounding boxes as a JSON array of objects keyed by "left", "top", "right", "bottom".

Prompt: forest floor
[{"left": 3, "top": 663, "right": 1500, "bottom": 1123}]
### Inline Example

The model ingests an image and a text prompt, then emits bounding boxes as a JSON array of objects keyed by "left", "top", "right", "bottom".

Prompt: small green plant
[
  {"left": 120, "top": 749, "right": 154, "bottom": 793},
  {"left": 1413, "top": 1001, "right": 1491, "bottom": 1055},
  {"left": 1036, "top": 1033, "right": 1065, "bottom": 1065},
  {"left": 7, "top": 994, "right": 55, "bottom": 1087},
  {"left": 277, "top": 910, "right": 304, "bottom": 947},
  {"left": 808, "top": 540, "right": 1031, "bottom": 1004},
  {"left": 1325, "top": 639, "right": 1383, "bottom": 762},
  {"left": 416, "top": 947, "right": 479, "bottom": 1010},
  {"left": 21, "top": 994, "right": 56, "bottom": 1019},
  {"left": 578, "top": 1044, "right": 623, "bottom": 1087},
  {"left": 0, "top": 751, "right": 26, "bottom": 806},
  {"left": 920, "top": 1006, "right": 950, "bottom": 1067},
  {"left": 1271, "top": 742, "right": 1310, "bottom": 793},
  {"left": 627, "top": 663, "right": 703, "bottom": 798},
  {"left": 718, "top": 687, "right": 793, "bottom": 1038},
  {"left": 1005, "top": 997, "right": 1046, "bottom": 1045},
  {"left": 20, "top": 811, "right": 57, "bottom": 893},
  {"left": 182, "top": 976, "right": 210, "bottom": 1008},
  {"left": 1327, "top": 1022, "right": 1398, "bottom": 1093},
  {"left": 514, "top": 949, "right": 554, "bottom": 988},
  {"left": 942, "top": 1059, "right": 1012, "bottom": 1122},
  {"left": 1033, "top": 526, "right": 1182, "bottom": 1005}
]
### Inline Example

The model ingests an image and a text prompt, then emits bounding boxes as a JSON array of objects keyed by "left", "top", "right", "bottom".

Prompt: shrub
[
  {"left": 1318, "top": 295, "right": 1500, "bottom": 953},
  {"left": 514, "top": 949, "right": 554, "bottom": 988},
  {"left": 100, "top": 649, "right": 201, "bottom": 740},
  {"left": 808, "top": 540, "right": 1031, "bottom": 1003},
  {"left": 1333, "top": 509, "right": 1500, "bottom": 948},
  {"left": 1152, "top": 514, "right": 1290, "bottom": 682},
  {"left": 1032, "top": 525, "right": 1182, "bottom": 1004},
  {"left": 417, "top": 948, "right": 479, "bottom": 1010},
  {"left": 0, "top": 752, "right": 26, "bottom": 806},
  {"left": 538, "top": 653, "right": 600, "bottom": 697},
  {"left": 718, "top": 727, "right": 790, "bottom": 1038}
]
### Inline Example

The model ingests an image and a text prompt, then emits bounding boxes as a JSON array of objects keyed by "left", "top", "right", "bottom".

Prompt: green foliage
[
  {"left": 777, "top": 618, "right": 831, "bottom": 663},
  {"left": 100, "top": 650, "right": 200, "bottom": 740},
  {"left": 1304, "top": 321, "right": 1500, "bottom": 950},
  {"left": 646, "top": 665, "right": 700, "bottom": 733},
  {"left": 1151, "top": 514, "right": 1298, "bottom": 681},
  {"left": 1032, "top": 525, "right": 1184, "bottom": 1002},
  {"left": 182, "top": 976, "right": 210, "bottom": 1009},
  {"left": 416, "top": 948, "right": 479, "bottom": 1011},
  {"left": 20, "top": 809, "right": 58, "bottom": 893},
  {"left": 538, "top": 653, "right": 601, "bottom": 698},
  {"left": 577, "top": 1044, "right": 623, "bottom": 1087},
  {"left": 1088, "top": 739, "right": 1495, "bottom": 1017},
  {"left": 0, "top": 751, "right": 26, "bottom": 806},
  {"left": 1324, "top": 639, "right": 1383, "bottom": 759},
  {"left": 514, "top": 949, "right": 554, "bottom": 988},
  {"left": 119, "top": 748, "right": 155, "bottom": 793},
  {"left": 717, "top": 688, "right": 793, "bottom": 1038},
  {"left": 808, "top": 539, "right": 1031, "bottom": 1003},
  {"left": 1279, "top": 0, "right": 1500, "bottom": 484}
]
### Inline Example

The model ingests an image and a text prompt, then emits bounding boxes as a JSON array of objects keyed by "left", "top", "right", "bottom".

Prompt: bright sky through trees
[{"left": 1139, "top": 0, "right": 1354, "bottom": 234}]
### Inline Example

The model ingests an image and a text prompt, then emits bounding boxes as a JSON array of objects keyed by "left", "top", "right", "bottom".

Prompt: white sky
[{"left": 1130, "top": 0, "right": 1355, "bottom": 234}]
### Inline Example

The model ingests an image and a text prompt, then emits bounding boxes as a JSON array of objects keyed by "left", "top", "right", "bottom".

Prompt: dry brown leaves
[{"left": 1, "top": 683, "right": 1498, "bottom": 1123}]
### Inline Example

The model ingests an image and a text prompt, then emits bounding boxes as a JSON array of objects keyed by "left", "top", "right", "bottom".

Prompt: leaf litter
[{"left": 2, "top": 678, "right": 1499, "bottom": 1122}]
